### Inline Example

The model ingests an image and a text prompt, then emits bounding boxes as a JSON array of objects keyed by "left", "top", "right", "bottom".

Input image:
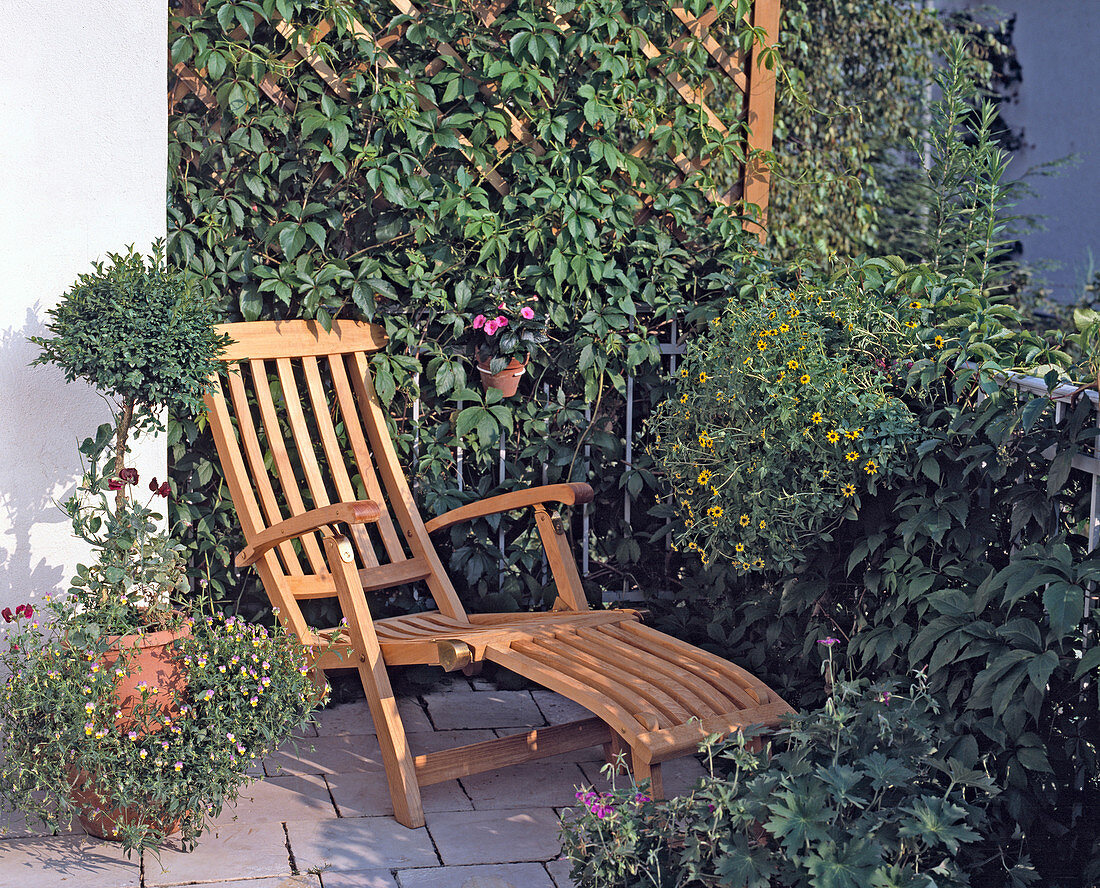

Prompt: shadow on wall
[{"left": 0, "top": 307, "right": 105, "bottom": 612}]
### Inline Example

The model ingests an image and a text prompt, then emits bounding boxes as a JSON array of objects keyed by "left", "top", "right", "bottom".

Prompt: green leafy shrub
[
  {"left": 648, "top": 266, "right": 925, "bottom": 572},
  {"left": 31, "top": 244, "right": 227, "bottom": 481},
  {"left": 561, "top": 675, "right": 998, "bottom": 888},
  {"left": 167, "top": 0, "right": 767, "bottom": 612}
]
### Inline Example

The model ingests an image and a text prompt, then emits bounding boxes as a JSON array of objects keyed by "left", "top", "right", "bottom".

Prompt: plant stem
[{"left": 115, "top": 396, "right": 135, "bottom": 514}]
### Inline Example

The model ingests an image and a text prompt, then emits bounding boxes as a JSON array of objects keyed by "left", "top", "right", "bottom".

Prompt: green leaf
[{"left": 1042, "top": 581, "right": 1084, "bottom": 639}]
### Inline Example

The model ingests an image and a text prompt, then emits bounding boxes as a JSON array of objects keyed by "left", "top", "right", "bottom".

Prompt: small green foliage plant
[
  {"left": 648, "top": 268, "right": 926, "bottom": 572},
  {"left": 561, "top": 672, "right": 996, "bottom": 888},
  {"left": 31, "top": 243, "right": 228, "bottom": 508},
  {"left": 0, "top": 585, "right": 324, "bottom": 856}
]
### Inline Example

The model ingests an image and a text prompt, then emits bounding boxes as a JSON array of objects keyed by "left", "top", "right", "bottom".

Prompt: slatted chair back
[{"left": 204, "top": 320, "right": 467, "bottom": 643}]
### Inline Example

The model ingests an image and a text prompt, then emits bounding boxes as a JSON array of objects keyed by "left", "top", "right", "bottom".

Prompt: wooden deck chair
[{"left": 204, "top": 319, "right": 794, "bottom": 828}]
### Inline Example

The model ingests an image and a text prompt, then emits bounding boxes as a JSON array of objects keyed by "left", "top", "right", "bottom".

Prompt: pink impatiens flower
[
  {"left": 520, "top": 306, "right": 535, "bottom": 320},
  {"left": 484, "top": 319, "right": 499, "bottom": 335},
  {"left": 472, "top": 314, "right": 487, "bottom": 330},
  {"left": 494, "top": 315, "right": 509, "bottom": 328}
]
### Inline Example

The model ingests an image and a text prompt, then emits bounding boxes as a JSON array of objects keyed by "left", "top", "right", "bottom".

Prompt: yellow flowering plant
[{"left": 648, "top": 270, "right": 928, "bottom": 572}]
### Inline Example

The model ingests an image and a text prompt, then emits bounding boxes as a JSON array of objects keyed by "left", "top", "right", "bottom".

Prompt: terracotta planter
[
  {"left": 477, "top": 356, "right": 527, "bottom": 397},
  {"left": 101, "top": 622, "right": 191, "bottom": 732},
  {"left": 69, "top": 769, "right": 182, "bottom": 840}
]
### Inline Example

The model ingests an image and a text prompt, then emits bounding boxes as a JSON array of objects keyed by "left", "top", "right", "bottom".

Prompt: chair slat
[
  {"left": 349, "top": 352, "right": 467, "bottom": 620},
  {"left": 224, "top": 363, "right": 304, "bottom": 576},
  {"left": 276, "top": 357, "right": 332, "bottom": 513},
  {"left": 218, "top": 319, "right": 388, "bottom": 361},
  {"left": 301, "top": 356, "right": 378, "bottom": 568},
  {"left": 249, "top": 358, "right": 327, "bottom": 574},
  {"left": 327, "top": 353, "right": 405, "bottom": 561}
]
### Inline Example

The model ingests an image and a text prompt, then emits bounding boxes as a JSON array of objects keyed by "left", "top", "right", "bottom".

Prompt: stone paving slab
[
  {"left": 460, "top": 761, "right": 588, "bottom": 810},
  {"left": 545, "top": 857, "right": 576, "bottom": 888},
  {"left": 0, "top": 834, "right": 140, "bottom": 887},
  {"left": 578, "top": 754, "right": 708, "bottom": 797},
  {"left": 286, "top": 816, "right": 438, "bottom": 873},
  {"left": 530, "top": 691, "right": 591, "bottom": 726},
  {"left": 214, "top": 775, "right": 337, "bottom": 826},
  {"left": 406, "top": 728, "right": 497, "bottom": 755},
  {"left": 265, "top": 734, "right": 384, "bottom": 777},
  {"left": 424, "top": 689, "right": 544, "bottom": 731},
  {"left": 185, "top": 877, "right": 320, "bottom": 888},
  {"left": 145, "top": 821, "right": 292, "bottom": 886},
  {"left": 396, "top": 862, "right": 556, "bottom": 888},
  {"left": 311, "top": 700, "right": 433, "bottom": 736},
  {"left": 0, "top": 807, "right": 84, "bottom": 839},
  {"left": 426, "top": 808, "right": 561, "bottom": 866},
  {"left": 326, "top": 769, "right": 472, "bottom": 818},
  {"left": 318, "top": 870, "right": 398, "bottom": 888}
]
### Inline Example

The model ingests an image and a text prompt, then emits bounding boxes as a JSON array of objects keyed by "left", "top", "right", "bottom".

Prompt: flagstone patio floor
[{"left": 0, "top": 677, "right": 706, "bottom": 888}]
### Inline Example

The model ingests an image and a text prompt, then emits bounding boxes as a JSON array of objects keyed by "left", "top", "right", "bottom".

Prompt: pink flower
[
  {"left": 484, "top": 319, "right": 499, "bottom": 335},
  {"left": 498, "top": 302, "right": 507, "bottom": 310},
  {"left": 520, "top": 306, "right": 535, "bottom": 320},
  {"left": 472, "top": 314, "right": 487, "bottom": 330},
  {"left": 494, "top": 315, "right": 509, "bottom": 329},
  {"left": 108, "top": 479, "right": 124, "bottom": 491}
]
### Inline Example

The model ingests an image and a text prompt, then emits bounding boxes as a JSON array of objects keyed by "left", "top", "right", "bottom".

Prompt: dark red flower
[
  {"left": 1, "top": 607, "right": 12, "bottom": 622},
  {"left": 18, "top": 604, "right": 32, "bottom": 620},
  {"left": 108, "top": 478, "right": 124, "bottom": 491},
  {"left": 119, "top": 467, "right": 139, "bottom": 485},
  {"left": 149, "top": 477, "right": 160, "bottom": 493},
  {"left": 157, "top": 481, "right": 171, "bottom": 498}
]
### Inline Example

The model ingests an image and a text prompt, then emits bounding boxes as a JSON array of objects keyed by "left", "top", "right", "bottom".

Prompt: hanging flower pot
[{"left": 477, "top": 355, "right": 528, "bottom": 397}]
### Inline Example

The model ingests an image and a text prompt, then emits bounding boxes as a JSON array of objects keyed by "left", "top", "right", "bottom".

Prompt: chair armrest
[
  {"left": 236, "top": 501, "right": 382, "bottom": 568},
  {"left": 424, "top": 483, "right": 594, "bottom": 535}
]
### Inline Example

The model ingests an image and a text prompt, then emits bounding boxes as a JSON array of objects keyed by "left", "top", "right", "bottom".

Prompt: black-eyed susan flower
[
  {"left": 698, "top": 432, "right": 713, "bottom": 449},
  {"left": 757, "top": 339, "right": 767, "bottom": 350},
  {"left": 735, "top": 542, "right": 745, "bottom": 553},
  {"left": 826, "top": 430, "right": 840, "bottom": 443},
  {"left": 707, "top": 506, "right": 723, "bottom": 519},
  {"left": 759, "top": 520, "right": 767, "bottom": 530},
  {"left": 842, "top": 483, "right": 856, "bottom": 497},
  {"left": 699, "top": 371, "right": 708, "bottom": 383},
  {"left": 934, "top": 335, "right": 945, "bottom": 348},
  {"left": 811, "top": 412, "right": 823, "bottom": 424},
  {"left": 753, "top": 558, "right": 765, "bottom": 569},
  {"left": 846, "top": 451, "right": 859, "bottom": 462},
  {"left": 864, "top": 460, "right": 878, "bottom": 475},
  {"left": 739, "top": 514, "right": 750, "bottom": 527},
  {"left": 800, "top": 374, "right": 810, "bottom": 385},
  {"left": 909, "top": 301, "right": 922, "bottom": 309},
  {"left": 844, "top": 429, "right": 859, "bottom": 440},
  {"left": 697, "top": 469, "right": 712, "bottom": 485},
  {"left": 787, "top": 359, "right": 799, "bottom": 370}
]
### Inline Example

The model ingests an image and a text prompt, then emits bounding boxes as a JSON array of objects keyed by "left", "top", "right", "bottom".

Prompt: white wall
[
  {"left": 948, "top": 0, "right": 1100, "bottom": 301},
  {"left": 0, "top": 1, "right": 166, "bottom": 622}
]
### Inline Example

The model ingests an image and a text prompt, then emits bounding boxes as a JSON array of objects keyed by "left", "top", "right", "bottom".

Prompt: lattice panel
[{"left": 170, "top": 0, "right": 782, "bottom": 235}]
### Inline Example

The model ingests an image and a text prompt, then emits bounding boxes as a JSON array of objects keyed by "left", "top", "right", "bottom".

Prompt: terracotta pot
[
  {"left": 477, "top": 356, "right": 527, "bottom": 397},
  {"left": 69, "top": 770, "right": 181, "bottom": 840},
  {"left": 101, "top": 622, "right": 191, "bottom": 732}
]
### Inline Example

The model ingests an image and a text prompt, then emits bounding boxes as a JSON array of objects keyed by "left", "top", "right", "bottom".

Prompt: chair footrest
[{"left": 413, "top": 718, "right": 612, "bottom": 786}]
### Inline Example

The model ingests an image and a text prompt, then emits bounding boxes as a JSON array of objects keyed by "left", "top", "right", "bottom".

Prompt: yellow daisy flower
[
  {"left": 846, "top": 451, "right": 859, "bottom": 462},
  {"left": 842, "top": 483, "right": 856, "bottom": 497},
  {"left": 787, "top": 359, "right": 799, "bottom": 370},
  {"left": 759, "top": 520, "right": 767, "bottom": 530},
  {"left": 697, "top": 469, "right": 712, "bottom": 485},
  {"left": 800, "top": 374, "right": 810, "bottom": 385},
  {"left": 739, "top": 514, "right": 750, "bottom": 527},
  {"left": 934, "top": 335, "right": 945, "bottom": 348},
  {"left": 811, "top": 412, "right": 823, "bottom": 424},
  {"left": 699, "top": 371, "right": 708, "bottom": 383},
  {"left": 826, "top": 430, "right": 840, "bottom": 443},
  {"left": 864, "top": 460, "right": 878, "bottom": 475}
]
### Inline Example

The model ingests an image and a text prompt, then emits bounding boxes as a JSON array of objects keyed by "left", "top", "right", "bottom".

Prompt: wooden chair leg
[
  {"left": 633, "top": 759, "right": 664, "bottom": 800},
  {"left": 325, "top": 534, "right": 425, "bottom": 829}
]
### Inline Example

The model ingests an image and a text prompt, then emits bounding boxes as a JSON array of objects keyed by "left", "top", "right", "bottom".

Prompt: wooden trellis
[{"left": 170, "top": 0, "right": 782, "bottom": 235}]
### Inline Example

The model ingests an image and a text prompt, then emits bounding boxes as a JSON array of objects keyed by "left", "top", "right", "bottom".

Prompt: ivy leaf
[
  {"left": 278, "top": 224, "right": 306, "bottom": 260},
  {"left": 1042, "top": 581, "right": 1084, "bottom": 639}
]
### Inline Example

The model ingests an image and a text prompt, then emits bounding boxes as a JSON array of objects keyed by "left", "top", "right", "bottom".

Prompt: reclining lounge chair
[{"left": 205, "top": 319, "right": 794, "bottom": 828}]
